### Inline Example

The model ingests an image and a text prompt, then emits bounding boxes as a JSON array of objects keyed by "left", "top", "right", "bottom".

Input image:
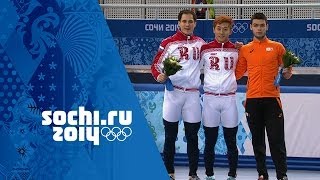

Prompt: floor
[{"left": 174, "top": 166, "right": 320, "bottom": 180}]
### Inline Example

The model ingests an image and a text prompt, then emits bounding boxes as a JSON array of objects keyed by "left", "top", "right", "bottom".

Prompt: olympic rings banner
[
  {"left": 0, "top": 0, "right": 167, "bottom": 179},
  {"left": 107, "top": 19, "right": 320, "bottom": 67}
]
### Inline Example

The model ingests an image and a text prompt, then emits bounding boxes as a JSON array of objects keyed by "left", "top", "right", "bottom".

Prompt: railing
[
  {"left": 100, "top": 3, "right": 320, "bottom": 19},
  {"left": 100, "top": 3, "right": 320, "bottom": 8},
  {"left": 102, "top": 2, "right": 320, "bottom": 74}
]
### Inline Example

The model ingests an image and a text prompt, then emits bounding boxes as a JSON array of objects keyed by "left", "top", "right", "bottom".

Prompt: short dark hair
[
  {"left": 251, "top": 12, "right": 268, "bottom": 24},
  {"left": 178, "top": 9, "right": 197, "bottom": 22}
]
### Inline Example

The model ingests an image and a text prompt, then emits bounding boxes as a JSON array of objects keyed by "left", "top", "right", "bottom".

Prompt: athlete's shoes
[
  {"left": 258, "top": 175, "right": 269, "bottom": 180},
  {"left": 205, "top": 175, "right": 215, "bottom": 180},
  {"left": 189, "top": 175, "right": 201, "bottom": 180},
  {"left": 278, "top": 176, "right": 288, "bottom": 180},
  {"left": 169, "top": 174, "right": 175, "bottom": 180},
  {"left": 227, "top": 176, "right": 236, "bottom": 180}
]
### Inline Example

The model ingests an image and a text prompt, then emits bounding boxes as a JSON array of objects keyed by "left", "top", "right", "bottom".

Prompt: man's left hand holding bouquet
[
  {"left": 157, "top": 73, "right": 168, "bottom": 83},
  {"left": 274, "top": 50, "right": 300, "bottom": 86},
  {"left": 282, "top": 66, "right": 293, "bottom": 79},
  {"left": 159, "top": 56, "right": 183, "bottom": 91}
]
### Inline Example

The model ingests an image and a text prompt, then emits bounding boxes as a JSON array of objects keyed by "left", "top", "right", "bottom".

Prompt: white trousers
[
  {"left": 202, "top": 94, "right": 239, "bottom": 128},
  {"left": 163, "top": 89, "right": 201, "bottom": 123}
]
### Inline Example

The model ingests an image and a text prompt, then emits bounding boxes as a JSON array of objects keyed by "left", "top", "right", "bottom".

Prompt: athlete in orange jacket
[
  {"left": 235, "top": 37, "right": 291, "bottom": 98},
  {"left": 235, "top": 13, "right": 292, "bottom": 180}
]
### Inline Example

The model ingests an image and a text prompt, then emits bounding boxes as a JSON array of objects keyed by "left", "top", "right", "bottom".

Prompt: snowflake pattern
[
  {"left": 114, "top": 37, "right": 320, "bottom": 66},
  {"left": 0, "top": 0, "right": 102, "bottom": 179}
]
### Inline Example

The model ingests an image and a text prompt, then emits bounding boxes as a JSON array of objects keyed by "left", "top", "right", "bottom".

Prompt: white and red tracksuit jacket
[
  {"left": 151, "top": 30, "right": 205, "bottom": 89},
  {"left": 201, "top": 40, "right": 238, "bottom": 94}
]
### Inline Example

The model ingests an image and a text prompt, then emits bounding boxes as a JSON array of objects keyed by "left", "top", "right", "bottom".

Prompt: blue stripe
[{"left": 162, "top": 153, "right": 320, "bottom": 171}]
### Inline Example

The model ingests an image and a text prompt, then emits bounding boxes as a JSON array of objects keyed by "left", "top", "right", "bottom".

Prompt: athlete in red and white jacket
[
  {"left": 200, "top": 16, "right": 239, "bottom": 180},
  {"left": 151, "top": 30, "right": 205, "bottom": 90},
  {"left": 201, "top": 40, "right": 238, "bottom": 95},
  {"left": 150, "top": 10, "right": 205, "bottom": 180}
]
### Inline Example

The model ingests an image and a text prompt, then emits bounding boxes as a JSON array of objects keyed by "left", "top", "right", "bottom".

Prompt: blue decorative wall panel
[{"left": 108, "top": 20, "right": 320, "bottom": 66}]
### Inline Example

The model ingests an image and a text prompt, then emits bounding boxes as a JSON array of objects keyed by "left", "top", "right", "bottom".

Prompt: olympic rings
[
  {"left": 100, "top": 126, "right": 132, "bottom": 141},
  {"left": 232, "top": 23, "right": 249, "bottom": 33}
]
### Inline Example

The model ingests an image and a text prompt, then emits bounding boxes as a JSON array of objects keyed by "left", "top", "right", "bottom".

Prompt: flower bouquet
[
  {"left": 163, "top": 56, "right": 182, "bottom": 91},
  {"left": 274, "top": 50, "right": 301, "bottom": 86}
]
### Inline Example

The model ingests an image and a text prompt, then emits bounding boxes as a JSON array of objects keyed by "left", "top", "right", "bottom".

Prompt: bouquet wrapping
[
  {"left": 163, "top": 56, "right": 182, "bottom": 91},
  {"left": 274, "top": 50, "right": 301, "bottom": 86}
]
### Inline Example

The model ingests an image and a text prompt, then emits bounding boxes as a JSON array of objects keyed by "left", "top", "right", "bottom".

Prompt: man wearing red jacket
[
  {"left": 151, "top": 9, "right": 205, "bottom": 180},
  {"left": 201, "top": 15, "right": 239, "bottom": 180}
]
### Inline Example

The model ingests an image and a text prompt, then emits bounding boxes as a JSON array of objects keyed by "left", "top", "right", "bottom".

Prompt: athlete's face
[
  {"left": 214, "top": 22, "right": 232, "bottom": 43},
  {"left": 250, "top": 19, "right": 268, "bottom": 40},
  {"left": 178, "top": 14, "right": 196, "bottom": 35}
]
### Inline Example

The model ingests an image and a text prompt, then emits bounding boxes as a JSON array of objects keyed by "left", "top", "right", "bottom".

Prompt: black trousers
[
  {"left": 204, "top": 126, "right": 238, "bottom": 177},
  {"left": 163, "top": 119, "right": 201, "bottom": 176},
  {"left": 245, "top": 98, "right": 287, "bottom": 179}
]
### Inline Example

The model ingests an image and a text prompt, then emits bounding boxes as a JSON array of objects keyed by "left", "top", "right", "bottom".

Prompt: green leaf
[
  {"left": 282, "top": 50, "right": 301, "bottom": 68},
  {"left": 163, "top": 56, "right": 182, "bottom": 76}
]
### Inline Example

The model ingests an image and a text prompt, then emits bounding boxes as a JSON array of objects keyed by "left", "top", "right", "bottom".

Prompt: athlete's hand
[
  {"left": 235, "top": 41, "right": 244, "bottom": 49},
  {"left": 282, "top": 66, "right": 293, "bottom": 79},
  {"left": 157, "top": 73, "right": 168, "bottom": 83}
]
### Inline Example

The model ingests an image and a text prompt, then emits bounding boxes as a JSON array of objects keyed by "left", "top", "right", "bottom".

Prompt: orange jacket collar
[{"left": 253, "top": 36, "right": 269, "bottom": 43}]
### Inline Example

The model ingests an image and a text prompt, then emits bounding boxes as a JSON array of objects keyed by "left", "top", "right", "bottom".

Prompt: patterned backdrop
[
  {"left": 114, "top": 37, "right": 320, "bottom": 66},
  {"left": 107, "top": 20, "right": 320, "bottom": 66}
]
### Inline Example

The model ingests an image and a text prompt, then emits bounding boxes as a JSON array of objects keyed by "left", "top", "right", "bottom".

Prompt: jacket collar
[
  {"left": 213, "top": 39, "right": 232, "bottom": 46},
  {"left": 175, "top": 30, "right": 194, "bottom": 40},
  {"left": 253, "top": 36, "right": 269, "bottom": 43}
]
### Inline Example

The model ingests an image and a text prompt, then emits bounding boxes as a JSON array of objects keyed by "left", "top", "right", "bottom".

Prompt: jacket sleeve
[
  {"left": 151, "top": 48, "right": 164, "bottom": 81},
  {"left": 235, "top": 48, "right": 247, "bottom": 80},
  {"left": 151, "top": 37, "right": 172, "bottom": 80}
]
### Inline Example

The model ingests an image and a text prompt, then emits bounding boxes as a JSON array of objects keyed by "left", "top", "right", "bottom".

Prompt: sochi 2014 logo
[{"left": 42, "top": 106, "right": 132, "bottom": 145}]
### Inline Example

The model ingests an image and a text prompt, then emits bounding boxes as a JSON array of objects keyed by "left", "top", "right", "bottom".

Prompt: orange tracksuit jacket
[{"left": 235, "top": 37, "right": 285, "bottom": 98}]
